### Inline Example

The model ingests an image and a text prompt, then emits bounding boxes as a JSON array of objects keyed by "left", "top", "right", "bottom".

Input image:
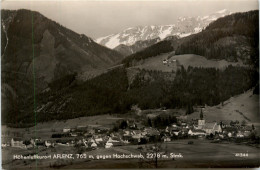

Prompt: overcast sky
[{"left": 1, "top": 0, "right": 259, "bottom": 39}]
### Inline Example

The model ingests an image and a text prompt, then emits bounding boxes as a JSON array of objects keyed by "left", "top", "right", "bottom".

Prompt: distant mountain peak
[{"left": 95, "top": 9, "right": 233, "bottom": 49}]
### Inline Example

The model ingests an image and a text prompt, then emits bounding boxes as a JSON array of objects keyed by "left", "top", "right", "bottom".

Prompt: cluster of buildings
[
  {"left": 162, "top": 111, "right": 254, "bottom": 141},
  {"left": 2, "top": 112, "right": 256, "bottom": 150},
  {"left": 162, "top": 59, "right": 177, "bottom": 65}
]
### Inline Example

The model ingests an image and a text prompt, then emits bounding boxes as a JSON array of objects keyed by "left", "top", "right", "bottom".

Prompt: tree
[
  {"left": 241, "top": 120, "right": 246, "bottom": 126},
  {"left": 119, "top": 120, "right": 128, "bottom": 129},
  {"left": 186, "top": 104, "right": 194, "bottom": 115},
  {"left": 148, "top": 118, "right": 152, "bottom": 127},
  {"left": 138, "top": 139, "right": 168, "bottom": 168}
]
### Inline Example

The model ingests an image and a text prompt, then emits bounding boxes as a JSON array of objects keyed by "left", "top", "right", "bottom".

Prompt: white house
[
  {"left": 63, "top": 128, "right": 71, "bottom": 133},
  {"left": 163, "top": 59, "right": 168, "bottom": 64},
  {"left": 95, "top": 138, "right": 103, "bottom": 144},
  {"left": 11, "top": 138, "right": 26, "bottom": 149},
  {"left": 236, "top": 131, "right": 244, "bottom": 138},
  {"left": 188, "top": 129, "right": 206, "bottom": 136},
  {"left": 91, "top": 142, "right": 97, "bottom": 148},
  {"left": 44, "top": 140, "right": 52, "bottom": 148},
  {"left": 105, "top": 142, "right": 113, "bottom": 148}
]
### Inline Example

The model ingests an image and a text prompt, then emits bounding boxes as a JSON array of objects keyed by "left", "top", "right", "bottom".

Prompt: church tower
[{"left": 198, "top": 109, "right": 205, "bottom": 127}]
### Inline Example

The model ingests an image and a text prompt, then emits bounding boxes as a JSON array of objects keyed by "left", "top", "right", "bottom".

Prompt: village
[{"left": 2, "top": 109, "right": 258, "bottom": 152}]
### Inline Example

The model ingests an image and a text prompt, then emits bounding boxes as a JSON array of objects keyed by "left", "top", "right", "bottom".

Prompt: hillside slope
[
  {"left": 1, "top": 9, "right": 123, "bottom": 122},
  {"left": 187, "top": 89, "right": 259, "bottom": 124},
  {"left": 9, "top": 65, "right": 257, "bottom": 127},
  {"left": 130, "top": 53, "right": 245, "bottom": 72},
  {"left": 176, "top": 10, "right": 259, "bottom": 65}
]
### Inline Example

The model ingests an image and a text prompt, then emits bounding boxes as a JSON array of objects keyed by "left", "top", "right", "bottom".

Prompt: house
[
  {"left": 222, "top": 126, "right": 237, "bottom": 138},
  {"left": 95, "top": 138, "right": 103, "bottom": 143},
  {"left": 1, "top": 143, "right": 7, "bottom": 148},
  {"left": 123, "top": 130, "right": 131, "bottom": 136},
  {"left": 227, "top": 132, "right": 233, "bottom": 138},
  {"left": 171, "top": 124, "right": 178, "bottom": 128},
  {"left": 44, "top": 140, "right": 53, "bottom": 148},
  {"left": 236, "top": 131, "right": 244, "bottom": 138},
  {"left": 11, "top": 138, "right": 26, "bottom": 148},
  {"left": 105, "top": 142, "right": 113, "bottom": 148},
  {"left": 165, "top": 126, "right": 170, "bottom": 133},
  {"left": 236, "top": 128, "right": 251, "bottom": 138},
  {"left": 220, "top": 120, "right": 232, "bottom": 128},
  {"left": 171, "top": 129, "right": 180, "bottom": 136},
  {"left": 105, "top": 137, "right": 122, "bottom": 147},
  {"left": 243, "top": 126, "right": 252, "bottom": 133},
  {"left": 91, "top": 142, "right": 97, "bottom": 148},
  {"left": 69, "top": 132, "right": 78, "bottom": 137},
  {"left": 63, "top": 128, "right": 71, "bottom": 133},
  {"left": 188, "top": 129, "right": 206, "bottom": 136},
  {"left": 166, "top": 126, "right": 180, "bottom": 136},
  {"left": 163, "top": 59, "right": 168, "bottom": 64},
  {"left": 181, "top": 122, "right": 187, "bottom": 127}
]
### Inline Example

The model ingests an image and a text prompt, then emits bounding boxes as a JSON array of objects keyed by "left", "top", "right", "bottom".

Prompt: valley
[{"left": 1, "top": 6, "right": 259, "bottom": 169}]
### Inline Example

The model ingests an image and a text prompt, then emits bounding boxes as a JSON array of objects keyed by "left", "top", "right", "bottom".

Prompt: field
[
  {"left": 131, "top": 53, "right": 245, "bottom": 72},
  {"left": 53, "top": 139, "right": 260, "bottom": 168},
  {"left": 3, "top": 139, "right": 260, "bottom": 169},
  {"left": 169, "top": 54, "right": 245, "bottom": 69}
]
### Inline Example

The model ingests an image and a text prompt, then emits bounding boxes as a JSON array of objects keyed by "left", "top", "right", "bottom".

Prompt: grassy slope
[
  {"left": 131, "top": 53, "right": 246, "bottom": 72},
  {"left": 187, "top": 89, "right": 259, "bottom": 124}
]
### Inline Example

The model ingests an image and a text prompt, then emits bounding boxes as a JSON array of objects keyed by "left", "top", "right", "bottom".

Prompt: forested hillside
[
  {"left": 175, "top": 10, "right": 259, "bottom": 66},
  {"left": 122, "top": 10, "right": 259, "bottom": 68},
  {"left": 122, "top": 40, "right": 176, "bottom": 67},
  {"left": 6, "top": 66, "right": 258, "bottom": 127},
  {"left": 1, "top": 9, "right": 123, "bottom": 125}
]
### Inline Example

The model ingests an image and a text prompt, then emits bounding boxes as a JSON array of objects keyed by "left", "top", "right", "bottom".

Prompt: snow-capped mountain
[{"left": 96, "top": 9, "right": 232, "bottom": 49}]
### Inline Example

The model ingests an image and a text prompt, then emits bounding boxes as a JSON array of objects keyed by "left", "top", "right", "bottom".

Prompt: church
[{"left": 197, "top": 109, "right": 222, "bottom": 135}]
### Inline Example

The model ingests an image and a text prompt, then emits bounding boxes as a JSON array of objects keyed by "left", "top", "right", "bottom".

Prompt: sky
[{"left": 1, "top": 0, "right": 259, "bottom": 39}]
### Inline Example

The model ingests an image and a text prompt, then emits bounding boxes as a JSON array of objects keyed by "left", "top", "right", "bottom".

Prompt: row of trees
[{"left": 147, "top": 115, "right": 177, "bottom": 128}]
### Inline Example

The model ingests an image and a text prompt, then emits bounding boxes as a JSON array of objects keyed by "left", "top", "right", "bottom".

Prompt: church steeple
[
  {"left": 198, "top": 108, "right": 205, "bottom": 127},
  {"left": 200, "top": 109, "right": 203, "bottom": 120}
]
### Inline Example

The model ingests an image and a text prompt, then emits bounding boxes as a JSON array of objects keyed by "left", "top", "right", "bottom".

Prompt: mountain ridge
[{"left": 96, "top": 9, "right": 232, "bottom": 48}]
